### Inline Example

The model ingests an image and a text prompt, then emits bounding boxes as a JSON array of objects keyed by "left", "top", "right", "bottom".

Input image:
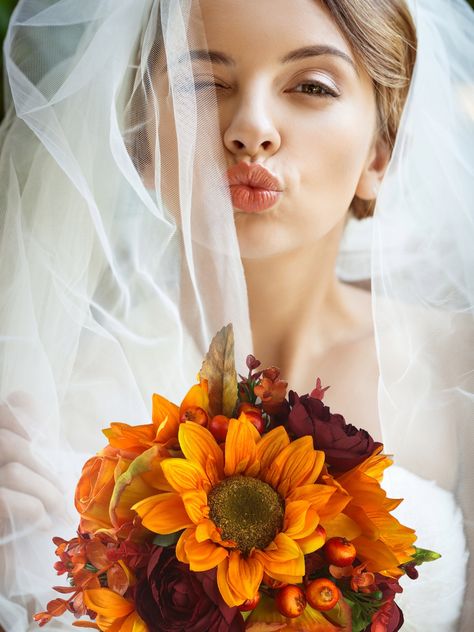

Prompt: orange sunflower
[
  {"left": 133, "top": 416, "right": 346, "bottom": 607},
  {"left": 321, "top": 451, "right": 416, "bottom": 576},
  {"left": 83, "top": 589, "right": 146, "bottom": 632}
]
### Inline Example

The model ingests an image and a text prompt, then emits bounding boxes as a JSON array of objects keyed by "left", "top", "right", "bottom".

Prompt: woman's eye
[
  {"left": 194, "top": 79, "right": 228, "bottom": 92},
  {"left": 291, "top": 82, "right": 338, "bottom": 97}
]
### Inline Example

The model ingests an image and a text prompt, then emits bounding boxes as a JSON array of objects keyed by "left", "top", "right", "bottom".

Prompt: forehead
[{"left": 190, "top": 0, "right": 353, "bottom": 62}]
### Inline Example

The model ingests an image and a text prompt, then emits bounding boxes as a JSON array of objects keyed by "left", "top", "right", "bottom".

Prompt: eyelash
[
  {"left": 191, "top": 79, "right": 339, "bottom": 99},
  {"left": 290, "top": 82, "right": 338, "bottom": 98}
]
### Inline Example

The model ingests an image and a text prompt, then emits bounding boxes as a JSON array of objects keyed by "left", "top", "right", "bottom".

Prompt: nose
[{"left": 223, "top": 89, "right": 281, "bottom": 159}]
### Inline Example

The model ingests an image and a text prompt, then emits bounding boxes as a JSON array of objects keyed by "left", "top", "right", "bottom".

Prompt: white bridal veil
[{"left": 0, "top": 0, "right": 472, "bottom": 630}]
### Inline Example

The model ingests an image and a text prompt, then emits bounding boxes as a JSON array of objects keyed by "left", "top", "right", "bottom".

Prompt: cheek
[{"left": 293, "top": 103, "right": 376, "bottom": 210}]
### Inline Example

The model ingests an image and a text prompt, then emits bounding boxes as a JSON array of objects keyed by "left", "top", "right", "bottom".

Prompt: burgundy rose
[
  {"left": 135, "top": 547, "right": 245, "bottom": 632},
  {"left": 286, "top": 392, "right": 382, "bottom": 472}
]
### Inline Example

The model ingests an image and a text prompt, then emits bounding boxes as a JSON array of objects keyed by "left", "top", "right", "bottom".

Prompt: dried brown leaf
[{"left": 200, "top": 324, "right": 238, "bottom": 418}]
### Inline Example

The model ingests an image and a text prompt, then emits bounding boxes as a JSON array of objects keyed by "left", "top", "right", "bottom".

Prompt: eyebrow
[
  {"left": 280, "top": 45, "right": 357, "bottom": 73},
  {"left": 183, "top": 44, "right": 357, "bottom": 74}
]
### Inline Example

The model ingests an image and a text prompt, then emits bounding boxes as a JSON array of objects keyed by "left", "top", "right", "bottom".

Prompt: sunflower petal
[
  {"left": 321, "top": 513, "right": 362, "bottom": 540},
  {"left": 255, "top": 532, "right": 305, "bottom": 579},
  {"left": 285, "top": 503, "right": 320, "bottom": 541},
  {"left": 294, "top": 528, "right": 326, "bottom": 554},
  {"left": 256, "top": 426, "right": 290, "bottom": 475},
  {"left": 224, "top": 417, "right": 259, "bottom": 477},
  {"left": 111, "top": 612, "right": 147, "bottom": 632},
  {"left": 184, "top": 529, "right": 229, "bottom": 571},
  {"left": 264, "top": 436, "right": 325, "bottom": 496},
  {"left": 179, "top": 382, "right": 209, "bottom": 416},
  {"left": 217, "top": 557, "right": 241, "bottom": 607},
  {"left": 175, "top": 528, "right": 194, "bottom": 563},
  {"left": 195, "top": 518, "right": 222, "bottom": 543},
  {"left": 83, "top": 589, "right": 134, "bottom": 618},
  {"left": 353, "top": 535, "right": 400, "bottom": 572},
  {"left": 181, "top": 489, "right": 209, "bottom": 523},
  {"left": 228, "top": 551, "right": 264, "bottom": 600},
  {"left": 178, "top": 422, "right": 224, "bottom": 482},
  {"left": 161, "top": 458, "right": 208, "bottom": 493},
  {"left": 132, "top": 492, "right": 193, "bottom": 533},
  {"left": 283, "top": 500, "right": 311, "bottom": 537},
  {"left": 152, "top": 394, "right": 180, "bottom": 443}
]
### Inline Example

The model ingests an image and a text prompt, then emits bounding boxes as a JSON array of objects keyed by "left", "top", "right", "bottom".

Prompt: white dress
[{"left": 383, "top": 466, "right": 467, "bottom": 631}]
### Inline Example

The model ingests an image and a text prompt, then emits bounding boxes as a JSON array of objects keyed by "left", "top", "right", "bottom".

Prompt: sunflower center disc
[{"left": 208, "top": 475, "right": 285, "bottom": 556}]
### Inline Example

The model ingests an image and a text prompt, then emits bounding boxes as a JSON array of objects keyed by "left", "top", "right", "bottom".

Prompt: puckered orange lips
[{"left": 227, "top": 162, "right": 282, "bottom": 212}]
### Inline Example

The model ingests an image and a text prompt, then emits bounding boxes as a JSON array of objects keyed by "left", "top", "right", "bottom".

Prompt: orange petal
[
  {"left": 254, "top": 532, "right": 305, "bottom": 579},
  {"left": 294, "top": 528, "right": 326, "bottom": 555},
  {"left": 255, "top": 426, "right": 290, "bottom": 475},
  {"left": 321, "top": 513, "right": 362, "bottom": 541},
  {"left": 284, "top": 502, "right": 320, "bottom": 540},
  {"left": 132, "top": 492, "right": 193, "bottom": 533},
  {"left": 224, "top": 417, "right": 259, "bottom": 477},
  {"left": 181, "top": 489, "right": 209, "bottom": 523},
  {"left": 264, "top": 436, "right": 325, "bottom": 497},
  {"left": 217, "top": 557, "right": 240, "bottom": 607},
  {"left": 287, "top": 483, "right": 337, "bottom": 509},
  {"left": 195, "top": 518, "right": 222, "bottom": 543},
  {"left": 103, "top": 422, "right": 157, "bottom": 451},
  {"left": 316, "top": 476, "right": 352, "bottom": 521},
  {"left": 229, "top": 552, "right": 264, "bottom": 599},
  {"left": 179, "top": 382, "right": 209, "bottom": 417},
  {"left": 124, "top": 612, "right": 147, "bottom": 632},
  {"left": 178, "top": 422, "right": 224, "bottom": 484},
  {"left": 217, "top": 552, "right": 263, "bottom": 607},
  {"left": 283, "top": 500, "right": 311, "bottom": 537},
  {"left": 83, "top": 589, "right": 134, "bottom": 618},
  {"left": 110, "top": 445, "right": 170, "bottom": 528},
  {"left": 175, "top": 528, "right": 194, "bottom": 564},
  {"left": 152, "top": 394, "right": 180, "bottom": 443},
  {"left": 184, "top": 529, "right": 229, "bottom": 571},
  {"left": 352, "top": 535, "right": 400, "bottom": 572},
  {"left": 161, "top": 458, "right": 208, "bottom": 493}
]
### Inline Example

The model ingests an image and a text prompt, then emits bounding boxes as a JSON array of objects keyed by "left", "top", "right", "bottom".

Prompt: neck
[{"left": 242, "top": 218, "right": 356, "bottom": 375}]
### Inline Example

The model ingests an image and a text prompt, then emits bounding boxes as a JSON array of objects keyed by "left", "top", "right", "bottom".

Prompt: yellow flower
[{"left": 133, "top": 416, "right": 345, "bottom": 607}]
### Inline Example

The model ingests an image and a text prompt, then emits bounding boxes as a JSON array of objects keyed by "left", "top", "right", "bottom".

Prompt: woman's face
[
  {"left": 193, "top": 0, "right": 384, "bottom": 257},
  {"left": 154, "top": 0, "right": 386, "bottom": 258}
]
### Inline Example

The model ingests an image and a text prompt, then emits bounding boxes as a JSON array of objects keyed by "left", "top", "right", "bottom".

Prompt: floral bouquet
[{"left": 35, "top": 325, "right": 439, "bottom": 632}]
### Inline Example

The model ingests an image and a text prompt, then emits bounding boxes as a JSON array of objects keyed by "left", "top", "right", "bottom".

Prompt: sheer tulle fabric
[{"left": 0, "top": 0, "right": 472, "bottom": 630}]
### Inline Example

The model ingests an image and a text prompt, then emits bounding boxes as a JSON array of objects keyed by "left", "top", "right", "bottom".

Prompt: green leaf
[
  {"left": 412, "top": 546, "right": 442, "bottom": 565},
  {"left": 200, "top": 324, "right": 238, "bottom": 418},
  {"left": 152, "top": 531, "right": 182, "bottom": 547}
]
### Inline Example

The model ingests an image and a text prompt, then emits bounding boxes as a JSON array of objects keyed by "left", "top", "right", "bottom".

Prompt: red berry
[
  {"left": 238, "top": 593, "right": 261, "bottom": 611},
  {"left": 180, "top": 406, "right": 208, "bottom": 426},
  {"left": 239, "top": 403, "right": 265, "bottom": 433},
  {"left": 324, "top": 537, "right": 356, "bottom": 567},
  {"left": 306, "top": 578, "right": 340, "bottom": 611},
  {"left": 209, "top": 415, "right": 230, "bottom": 442},
  {"left": 275, "top": 585, "right": 306, "bottom": 618}
]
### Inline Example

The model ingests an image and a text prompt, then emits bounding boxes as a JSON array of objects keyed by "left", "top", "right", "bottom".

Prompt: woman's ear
[{"left": 355, "top": 134, "right": 391, "bottom": 200}]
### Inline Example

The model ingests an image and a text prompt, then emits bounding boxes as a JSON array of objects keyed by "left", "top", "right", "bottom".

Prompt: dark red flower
[
  {"left": 364, "top": 575, "right": 404, "bottom": 632},
  {"left": 367, "top": 597, "right": 404, "bottom": 632},
  {"left": 135, "top": 546, "right": 245, "bottom": 632},
  {"left": 286, "top": 392, "right": 382, "bottom": 472}
]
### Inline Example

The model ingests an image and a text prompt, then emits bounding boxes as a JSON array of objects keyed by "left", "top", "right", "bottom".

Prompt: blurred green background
[{"left": 1, "top": 0, "right": 474, "bottom": 119}]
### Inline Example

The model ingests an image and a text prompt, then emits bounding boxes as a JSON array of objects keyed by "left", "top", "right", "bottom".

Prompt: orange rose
[{"left": 75, "top": 447, "right": 130, "bottom": 532}]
